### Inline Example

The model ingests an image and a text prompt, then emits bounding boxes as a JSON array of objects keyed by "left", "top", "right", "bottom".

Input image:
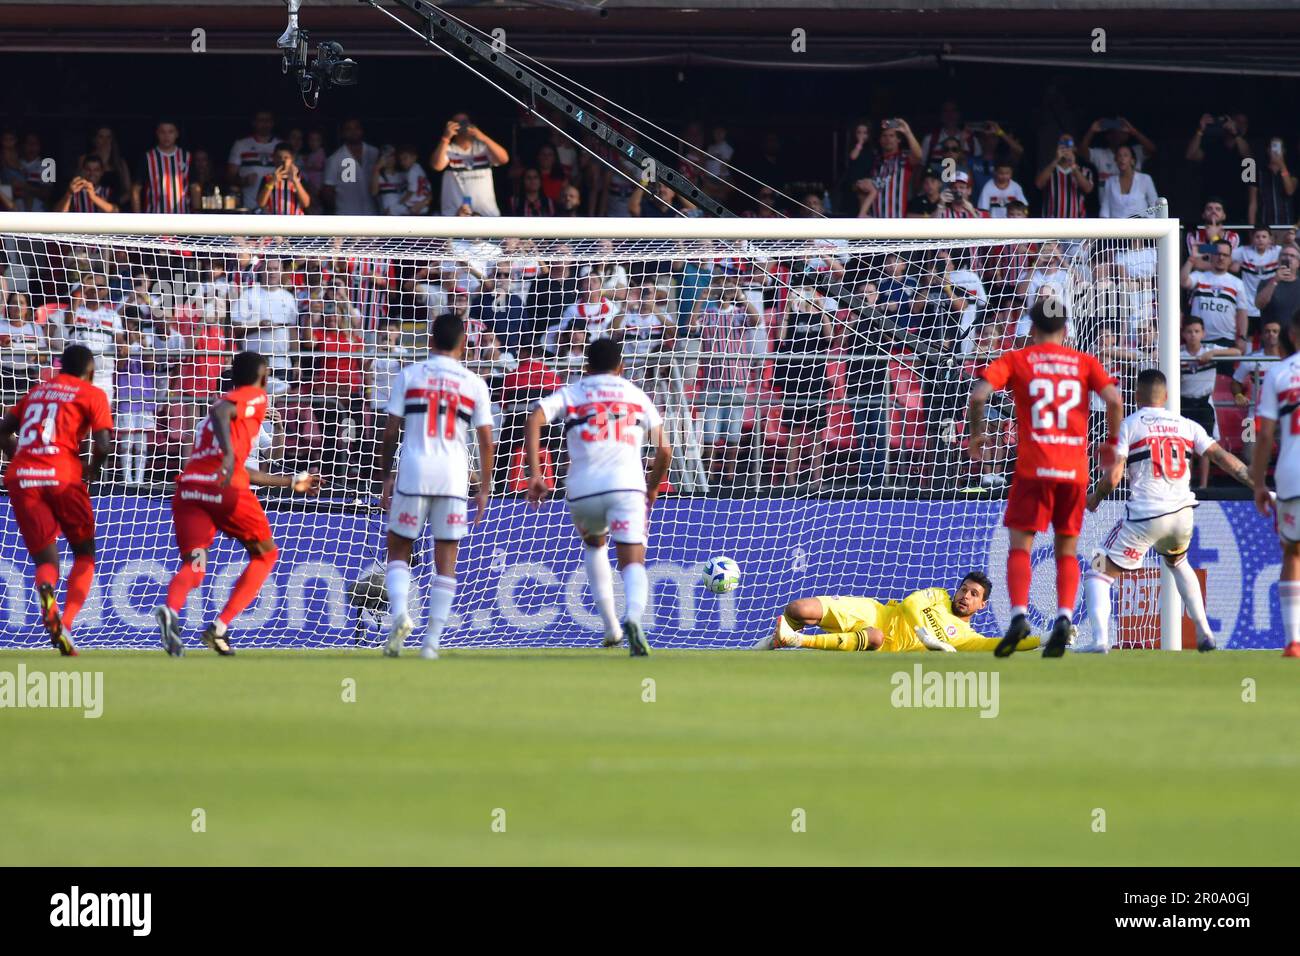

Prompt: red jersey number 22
[{"left": 1028, "top": 378, "right": 1082, "bottom": 431}]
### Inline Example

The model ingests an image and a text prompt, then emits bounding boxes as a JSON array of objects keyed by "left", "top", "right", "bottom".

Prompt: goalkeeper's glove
[{"left": 915, "top": 625, "right": 957, "bottom": 653}]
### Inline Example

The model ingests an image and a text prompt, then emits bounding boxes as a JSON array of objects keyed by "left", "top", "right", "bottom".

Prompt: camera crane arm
[{"left": 364, "top": 0, "right": 735, "bottom": 218}]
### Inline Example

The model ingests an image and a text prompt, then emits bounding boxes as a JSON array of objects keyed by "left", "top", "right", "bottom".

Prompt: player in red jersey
[
  {"left": 0, "top": 345, "right": 112, "bottom": 655},
  {"left": 967, "top": 299, "right": 1123, "bottom": 657},
  {"left": 154, "top": 352, "right": 318, "bottom": 656}
]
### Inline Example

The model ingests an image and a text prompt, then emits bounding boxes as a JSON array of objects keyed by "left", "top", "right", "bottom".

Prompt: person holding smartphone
[
  {"left": 258, "top": 143, "right": 309, "bottom": 215},
  {"left": 1251, "top": 136, "right": 1298, "bottom": 228},
  {"left": 1035, "top": 133, "right": 1094, "bottom": 218},
  {"left": 431, "top": 112, "right": 509, "bottom": 217}
]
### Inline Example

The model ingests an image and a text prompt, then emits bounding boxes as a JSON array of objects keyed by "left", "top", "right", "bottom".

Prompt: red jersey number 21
[{"left": 1028, "top": 378, "right": 1082, "bottom": 431}]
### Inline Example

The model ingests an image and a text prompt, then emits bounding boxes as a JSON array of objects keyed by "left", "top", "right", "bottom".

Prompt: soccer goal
[{"left": 0, "top": 210, "right": 1186, "bottom": 650}]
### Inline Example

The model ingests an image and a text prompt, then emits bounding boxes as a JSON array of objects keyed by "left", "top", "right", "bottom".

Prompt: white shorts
[
  {"left": 568, "top": 490, "right": 647, "bottom": 545},
  {"left": 1101, "top": 507, "right": 1195, "bottom": 571},
  {"left": 1278, "top": 497, "right": 1300, "bottom": 544},
  {"left": 388, "top": 493, "right": 468, "bottom": 541}
]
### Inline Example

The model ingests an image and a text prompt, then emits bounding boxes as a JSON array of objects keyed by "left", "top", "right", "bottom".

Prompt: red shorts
[
  {"left": 173, "top": 480, "right": 273, "bottom": 552},
  {"left": 1003, "top": 477, "right": 1086, "bottom": 536},
  {"left": 4, "top": 478, "right": 95, "bottom": 554}
]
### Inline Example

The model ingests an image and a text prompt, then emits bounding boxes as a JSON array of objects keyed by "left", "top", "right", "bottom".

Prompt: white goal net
[{"left": 0, "top": 213, "right": 1181, "bottom": 650}]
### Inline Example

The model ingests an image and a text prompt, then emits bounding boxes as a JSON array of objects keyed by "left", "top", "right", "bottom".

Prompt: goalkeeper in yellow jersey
[{"left": 753, "top": 572, "right": 1046, "bottom": 653}]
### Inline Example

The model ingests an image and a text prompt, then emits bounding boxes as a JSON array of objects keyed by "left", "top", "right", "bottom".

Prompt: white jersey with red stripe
[
  {"left": 386, "top": 354, "right": 493, "bottom": 498},
  {"left": 1257, "top": 351, "right": 1300, "bottom": 501},
  {"left": 1118, "top": 407, "right": 1215, "bottom": 520},
  {"left": 536, "top": 374, "right": 663, "bottom": 500}
]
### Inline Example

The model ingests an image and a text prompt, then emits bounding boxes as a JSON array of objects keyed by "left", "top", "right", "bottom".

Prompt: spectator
[
  {"left": 1082, "top": 116, "right": 1157, "bottom": 184},
  {"left": 978, "top": 159, "right": 1027, "bottom": 218},
  {"left": 1099, "top": 144, "right": 1158, "bottom": 218},
  {"left": 906, "top": 168, "right": 943, "bottom": 217},
  {"left": 306, "top": 308, "right": 365, "bottom": 483},
  {"left": 840, "top": 120, "right": 878, "bottom": 217},
  {"left": 78, "top": 127, "right": 132, "bottom": 202},
  {"left": 840, "top": 280, "right": 896, "bottom": 483},
  {"left": 227, "top": 110, "right": 279, "bottom": 210},
  {"left": 0, "top": 130, "right": 22, "bottom": 210},
  {"left": 1257, "top": 244, "right": 1300, "bottom": 333},
  {"left": 16, "top": 132, "right": 51, "bottom": 211},
  {"left": 921, "top": 100, "right": 981, "bottom": 165},
  {"left": 1232, "top": 225, "right": 1280, "bottom": 333},
  {"left": 899, "top": 255, "right": 965, "bottom": 482},
  {"left": 499, "top": 339, "right": 565, "bottom": 488},
  {"left": 630, "top": 181, "right": 697, "bottom": 218},
  {"left": 505, "top": 167, "right": 555, "bottom": 216},
  {"left": 1186, "top": 112, "right": 1252, "bottom": 220},
  {"left": 1015, "top": 241, "right": 1074, "bottom": 340},
  {"left": 938, "top": 171, "right": 988, "bottom": 219},
  {"left": 1252, "top": 136, "right": 1297, "bottom": 228},
  {"left": 613, "top": 281, "right": 675, "bottom": 386},
  {"left": 395, "top": 144, "right": 432, "bottom": 215},
  {"left": 0, "top": 290, "right": 42, "bottom": 398},
  {"left": 55, "top": 273, "right": 122, "bottom": 402},
  {"left": 877, "top": 252, "right": 918, "bottom": 314},
  {"left": 232, "top": 257, "right": 297, "bottom": 378},
  {"left": 774, "top": 286, "right": 832, "bottom": 490},
  {"left": 258, "top": 142, "right": 311, "bottom": 215},
  {"left": 535, "top": 143, "right": 567, "bottom": 202},
  {"left": 969, "top": 122, "right": 1025, "bottom": 197},
  {"left": 556, "top": 323, "right": 588, "bottom": 379},
  {"left": 371, "top": 145, "right": 405, "bottom": 215},
  {"left": 869, "top": 118, "right": 923, "bottom": 217},
  {"left": 1181, "top": 237, "right": 1248, "bottom": 356},
  {"left": 1232, "top": 317, "right": 1283, "bottom": 463},
  {"left": 1035, "top": 133, "right": 1094, "bottom": 217},
  {"left": 187, "top": 148, "right": 216, "bottom": 209},
  {"left": 116, "top": 305, "right": 161, "bottom": 486},
  {"left": 935, "top": 134, "right": 974, "bottom": 184},
  {"left": 1185, "top": 198, "right": 1241, "bottom": 258},
  {"left": 472, "top": 261, "right": 528, "bottom": 354},
  {"left": 556, "top": 182, "right": 582, "bottom": 217},
  {"left": 131, "top": 120, "right": 191, "bottom": 214},
  {"left": 431, "top": 112, "right": 509, "bottom": 217},
  {"left": 690, "top": 276, "right": 762, "bottom": 488},
  {"left": 55, "top": 156, "right": 118, "bottom": 213},
  {"left": 706, "top": 125, "right": 734, "bottom": 179},
  {"left": 754, "top": 132, "right": 789, "bottom": 193},
  {"left": 944, "top": 249, "right": 988, "bottom": 354},
  {"left": 1180, "top": 316, "right": 1239, "bottom": 487},
  {"left": 552, "top": 268, "right": 619, "bottom": 352},
  {"left": 323, "top": 118, "right": 380, "bottom": 216}
]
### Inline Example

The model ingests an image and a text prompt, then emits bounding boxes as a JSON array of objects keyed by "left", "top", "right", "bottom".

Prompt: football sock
[
  {"left": 584, "top": 544, "right": 622, "bottom": 638},
  {"left": 167, "top": 560, "right": 205, "bottom": 613},
  {"left": 1056, "top": 554, "right": 1080, "bottom": 619},
  {"left": 799, "top": 630, "right": 876, "bottom": 652},
  {"left": 1280, "top": 580, "right": 1300, "bottom": 646},
  {"left": 217, "top": 548, "right": 277, "bottom": 628},
  {"left": 62, "top": 555, "right": 95, "bottom": 631},
  {"left": 1084, "top": 570, "right": 1114, "bottom": 648},
  {"left": 35, "top": 562, "right": 58, "bottom": 591},
  {"left": 424, "top": 575, "right": 456, "bottom": 649},
  {"left": 385, "top": 560, "right": 411, "bottom": 619},
  {"left": 1007, "top": 548, "right": 1031, "bottom": 614},
  {"left": 1168, "top": 556, "right": 1213, "bottom": 643},
  {"left": 621, "top": 562, "right": 649, "bottom": 625}
]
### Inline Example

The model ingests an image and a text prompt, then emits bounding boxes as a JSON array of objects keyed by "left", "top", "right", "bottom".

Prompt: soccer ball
[{"left": 701, "top": 555, "right": 741, "bottom": 594}]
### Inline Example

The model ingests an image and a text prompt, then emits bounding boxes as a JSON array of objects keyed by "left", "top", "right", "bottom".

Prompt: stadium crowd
[{"left": 1, "top": 102, "right": 1295, "bottom": 494}]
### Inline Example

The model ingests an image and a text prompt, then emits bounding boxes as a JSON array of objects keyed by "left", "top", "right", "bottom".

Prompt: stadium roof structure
[{"left": 1, "top": 0, "right": 1298, "bottom": 74}]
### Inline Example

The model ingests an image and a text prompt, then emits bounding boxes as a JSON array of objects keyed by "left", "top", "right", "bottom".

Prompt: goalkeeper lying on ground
[{"left": 753, "top": 572, "right": 1047, "bottom": 653}]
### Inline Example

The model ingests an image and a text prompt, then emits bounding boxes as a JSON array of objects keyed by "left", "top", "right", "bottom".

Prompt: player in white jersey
[
  {"left": 379, "top": 314, "right": 494, "bottom": 659},
  {"left": 1082, "top": 369, "right": 1252, "bottom": 653},
  {"left": 1251, "top": 311, "right": 1300, "bottom": 657},
  {"left": 525, "top": 337, "right": 672, "bottom": 656}
]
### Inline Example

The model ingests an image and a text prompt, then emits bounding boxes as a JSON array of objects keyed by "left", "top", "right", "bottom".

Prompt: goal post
[{"left": 0, "top": 210, "right": 1184, "bottom": 651}]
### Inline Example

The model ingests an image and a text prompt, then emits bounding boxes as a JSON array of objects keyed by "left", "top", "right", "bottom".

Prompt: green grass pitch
[{"left": 1, "top": 646, "right": 1295, "bottom": 865}]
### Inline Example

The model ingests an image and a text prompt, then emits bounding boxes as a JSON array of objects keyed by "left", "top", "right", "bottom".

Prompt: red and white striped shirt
[
  {"left": 259, "top": 173, "right": 305, "bottom": 216},
  {"left": 342, "top": 257, "right": 394, "bottom": 328},
  {"left": 871, "top": 152, "right": 913, "bottom": 219},
  {"left": 696, "top": 302, "right": 754, "bottom": 390},
  {"left": 1041, "top": 164, "right": 1092, "bottom": 218},
  {"left": 68, "top": 183, "right": 112, "bottom": 213},
  {"left": 939, "top": 204, "right": 989, "bottom": 220},
  {"left": 141, "top": 147, "right": 191, "bottom": 214}
]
